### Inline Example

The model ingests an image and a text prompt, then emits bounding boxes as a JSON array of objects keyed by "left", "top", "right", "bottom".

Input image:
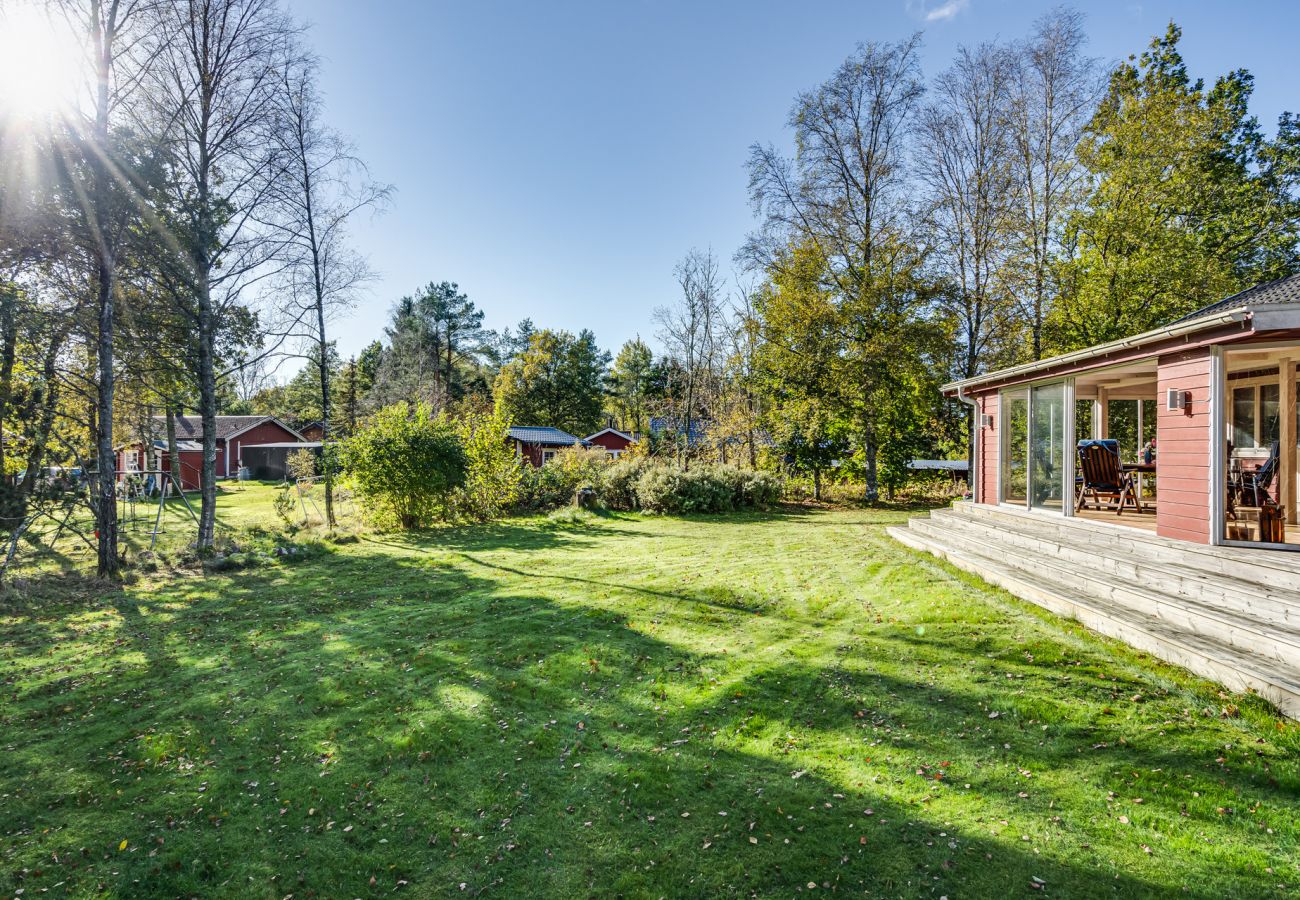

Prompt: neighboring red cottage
[
  {"left": 584, "top": 428, "right": 636, "bottom": 458},
  {"left": 507, "top": 426, "right": 586, "bottom": 467},
  {"left": 116, "top": 415, "right": 306, "bottom": 490}
]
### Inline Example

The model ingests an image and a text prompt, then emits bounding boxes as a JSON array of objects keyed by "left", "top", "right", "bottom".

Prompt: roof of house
[
  {"left": 507, "top": 426, "right": 586, "bottom": 446},
  {"left": 649, "top": 417, "right": 774, "bottom": 447},
  {"left": 1170, "top": 274, "right": 1300, "bottom": 324},
  {"left": 152, "top": 415, "right": 304, "bottom": 442},
  {"left": 648, "top": 416, "right": 710, "bottom": 445},
  {"left": 908, "top": 459, "right": 970, "bottom": 471},
  {"left": 150, "top": 439, "right": 202, "bottom": 452},
  {"left": 942, "top": 282, "right": 1284, "bottom": 394}
]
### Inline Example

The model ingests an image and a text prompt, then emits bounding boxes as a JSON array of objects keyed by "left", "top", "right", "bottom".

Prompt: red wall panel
[
  {"left": 228, "top": 420, "right": 303, "bottom": 476},
  {"left": 1156, "top": 349, "right": 1213, "bottom": 543},
  {"left": 977, "top": 392, "right": 999, "bottom": 504}
]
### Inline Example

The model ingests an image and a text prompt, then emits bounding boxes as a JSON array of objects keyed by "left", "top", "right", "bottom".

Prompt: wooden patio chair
[
  {"left": 1076, "top": 440, "right": 1140, "bottom": 515},
  {"left": 1241, "top": 440, "right": 1281, "bottom": 508}
]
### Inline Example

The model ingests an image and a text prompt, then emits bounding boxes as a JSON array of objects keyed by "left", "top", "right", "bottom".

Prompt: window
[
  {"left": 1262, "top": 383, "right": 1280, "bottom": 447},
  {"left": 1232, "top": 386, "right": 1258, "bottom": 449},
  {"left": 541, "top": 449, "right": 557, "bottom": 464},
  {"left": 1231, "top": 383, "right": 1283, "bottom": 451}
]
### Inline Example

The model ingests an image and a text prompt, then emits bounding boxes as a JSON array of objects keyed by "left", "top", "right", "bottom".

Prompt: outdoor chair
[
  {"left": 1076, "top": 439, "right": 1139, "bottom": 515},
  {"left": 1240, "top": 440, "right": 1281, "bottom": 508}
]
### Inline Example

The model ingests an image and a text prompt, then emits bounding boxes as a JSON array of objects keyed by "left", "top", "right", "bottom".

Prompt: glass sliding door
[
  {"left": 1029, "top": 382, "right": 1066, "bottom": 510},
  {"left": 1000, "top": 389, "right": 1029, "bottom": 504}
]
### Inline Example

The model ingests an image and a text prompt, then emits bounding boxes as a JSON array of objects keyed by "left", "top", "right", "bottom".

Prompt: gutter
[{"left": 942, "top": 308, "right": 1252, "bottom": 394}]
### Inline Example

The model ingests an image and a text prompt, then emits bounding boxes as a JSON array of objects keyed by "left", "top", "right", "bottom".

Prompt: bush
[
  {"left": 454, "top": 409, "right": 522, "bottom": 520},
  {"left": 287, "top": 448, "right": 317, "bottom": 481},
  {"left": 517, "top": 445, "right": 609, "bottom": 511},
  {"left": 341, "top": 402, "right": 467, "bottom": 529},
  {"left": 599, "top": 456, "right": 653, "bottom": 510},
  {"left": 631, "top": 463, "right": 780, "bottom": 514}
]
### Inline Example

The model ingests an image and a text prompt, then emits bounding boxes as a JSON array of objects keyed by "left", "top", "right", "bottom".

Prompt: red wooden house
[
  {"left": 508, "top": 426, "right": 587, "bottom": 467},
  {"left": 116, "top": 415, "right": 307, "bottom": 490},
  {"left": 584, "top": 427, "right": 636, "bottom": 458},
  {"left": 891, "top": 277, "right": 1300, "bottom": 717}
]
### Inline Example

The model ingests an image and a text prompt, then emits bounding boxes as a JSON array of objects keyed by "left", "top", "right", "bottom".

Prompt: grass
[{"left": 2, "top": 488, "right": 1298, "bottom": 897}]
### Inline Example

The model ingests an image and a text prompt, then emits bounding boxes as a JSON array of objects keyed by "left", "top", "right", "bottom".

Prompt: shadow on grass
[{"left": 1, "top": 520, "right": 1293, "bottom": 898}]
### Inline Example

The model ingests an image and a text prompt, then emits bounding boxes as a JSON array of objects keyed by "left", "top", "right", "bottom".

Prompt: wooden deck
[
  {"left": 1075, "top": 505, "right": 1158, "bottom": 532},
  {"left": 889, "top": 501, "right": 1300, "bottom": 719}
]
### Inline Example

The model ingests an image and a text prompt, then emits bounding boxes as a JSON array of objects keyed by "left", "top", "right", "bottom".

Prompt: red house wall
[
  {"left": 227, "top": 420, "right": 303, "bottom": 476},
  {"left": 976, "top": 392, "right": 999, "bottom": 505},
  {"left": 589, "top": 432, "right": 633, "bottom": 452},
  {"left": 1156, "top": 349, "right": 1213, "bottom": 543}
]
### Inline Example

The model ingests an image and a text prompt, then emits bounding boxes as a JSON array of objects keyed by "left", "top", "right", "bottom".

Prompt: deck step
[
  {"left": 951, "top": 501, "right": 1300, "bottom": 592},
  {"left": 925, "top": 508, "right": 1300, "bottom": 628},
  {"left": 905, "top": 516, "right": 1300, "bottom": 666},
  {"left": 887, "top": 504, "right": 1300, "bottom": 719}
]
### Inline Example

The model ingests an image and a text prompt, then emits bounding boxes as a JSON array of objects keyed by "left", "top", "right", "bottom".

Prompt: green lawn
[{"left": 2, "top": 493, "right": 1298, "bottom": 897}]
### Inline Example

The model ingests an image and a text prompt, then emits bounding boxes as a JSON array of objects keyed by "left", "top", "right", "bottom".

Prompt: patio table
[{"left": 1122, "top": 462, "right": 1156, "bottom": 511}]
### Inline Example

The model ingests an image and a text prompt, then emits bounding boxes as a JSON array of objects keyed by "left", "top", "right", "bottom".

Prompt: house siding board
[
  {"left": 1156, "top": 349, "right": 1213, "bottom": 543},
  {"left": 977, "top": 393, "right": 999, "bottom": 504},
  {"left": 589, "top": 432, "right": 632, "bottom": 452},
  {"left": 228, "top": 421, "right": 304, "bottom": 475}
]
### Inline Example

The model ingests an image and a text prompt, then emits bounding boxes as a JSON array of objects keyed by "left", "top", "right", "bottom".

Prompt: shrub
[
  {"left": 272, "top": 485, "right": 299, "bottom": 527},
  {"left": 287, "top": 448, "right": 318, "bottom": 481},
  {"left": 599, "top": 456, "right": 653, "bottom": 510},
  {"left": 517, "top": 445, "right": 609, "bottom": 511},
  {"left": 631, "top": 463, "right": 783, "bottom": 514},
  {"left": 341, "top": 402, "right": 468, "bottom": 529},
  {"left": 454, "top": 409, "right": 522, "bottom": 520}
]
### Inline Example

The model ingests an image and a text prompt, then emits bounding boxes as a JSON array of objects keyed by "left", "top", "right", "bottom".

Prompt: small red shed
[
  {"left": 507, "top": 426, "right": 587, "bottom": 467},
  {"left": 584, "top": 428, "right": 636, "bottom": 459}
]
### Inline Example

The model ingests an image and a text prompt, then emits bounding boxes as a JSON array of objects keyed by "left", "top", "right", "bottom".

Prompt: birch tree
[
  {"left": 655, "top": 248, "right": 724, "bottom": 470},
  {"left": 149, "top": 0, "right": 296, "bottom": 549},
  {"left": 745, "top": 36, "right": 932, "bottom": 500},
  {"left": 1008, "top": 7, "right": 1100, "bottom": 359},
  {"left": 48, "top": 0, "right": 166, "bottom": 576},
  {"left": 918, "top": 42, "right": 1019, "bottom": 381},
  {"left": 270, "top": 53, "right": 388, "bottom": 528}
]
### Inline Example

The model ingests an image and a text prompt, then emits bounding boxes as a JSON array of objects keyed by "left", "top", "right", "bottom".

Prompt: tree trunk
[
  {"left": 316, "top": 318, "right": 334, "bottom": 529},
  {"left": 0, "top": 285, "right": 16, "bottom": 481},
  {"left": 95, "top": 249, "right": 120, "bottom": 576},
  {"left": 862, "top": 417, "right": 879, "bottom": 504},
  {"left": 813, "top": 466, "right": 822, "bottom": 502},
  {"left": 90, "top": 5, "right": 120, "bottom": 577},
  {"left": 19, "top": 330, "right": 66, "bottom": 491},
  {"left": 196, "top": 279, "right": 218, "bottom": 551},
  {"left": 166, "top": 407, "right": 182, "bottom": 495}
]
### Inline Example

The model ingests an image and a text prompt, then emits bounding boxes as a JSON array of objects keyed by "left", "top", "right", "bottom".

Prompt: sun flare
[{"left": 0, "top": 2, "right": 86, "bottom": 119}]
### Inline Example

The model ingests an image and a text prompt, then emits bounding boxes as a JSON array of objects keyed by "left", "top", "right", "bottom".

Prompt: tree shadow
[{"left": 1, "top": 518, "right": 1296, "bottom": 898}]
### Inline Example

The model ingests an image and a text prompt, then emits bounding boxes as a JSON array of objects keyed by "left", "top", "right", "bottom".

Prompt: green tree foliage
[
  {"left": 371, "top": 283, "right": 491, "bottom": 408},
  {"left": 340, "top": 402, "right": 467, "bottom": 529},
  {"left": 1050, "top": 24, "right": 1300, "bottom": 349},
  {"left": 750, "top": 241, "right": 950, "bottom": 501},
  {"left": 607, "top": 338, "right": 655, "bottom": 434},
  {"left": 766, "top": 399, "right": 850, "bottom": 502},
  {"left": 492, "top": 329, "right": 611, "bottom": 436},
  {"left": 454, "top": 407, "right": 522, "bottom": 520}
]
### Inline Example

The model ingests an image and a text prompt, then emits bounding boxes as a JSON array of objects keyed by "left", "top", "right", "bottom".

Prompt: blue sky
[{"left": 281, "top": 0, "right": 1297, "bottom": 370}]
